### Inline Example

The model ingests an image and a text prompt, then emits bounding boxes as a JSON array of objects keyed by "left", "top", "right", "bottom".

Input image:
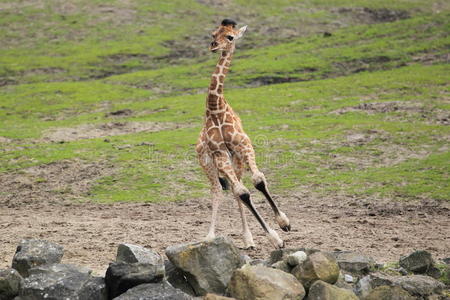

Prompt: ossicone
[{"left": 221, "top": 19, "right": 237, "bottom": 28}]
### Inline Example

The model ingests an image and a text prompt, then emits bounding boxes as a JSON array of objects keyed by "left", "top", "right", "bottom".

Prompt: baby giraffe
[{"left": 196, "top": 19, "right": 290, "bottom": 249}]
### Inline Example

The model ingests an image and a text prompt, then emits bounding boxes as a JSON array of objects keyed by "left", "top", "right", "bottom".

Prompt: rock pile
[{"left": 0, "top": 237, "right": 448, "bottom": 299}]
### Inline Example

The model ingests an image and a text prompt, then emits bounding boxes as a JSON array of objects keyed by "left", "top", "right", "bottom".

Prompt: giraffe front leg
[
  {"left": 198, "top": 147, "right": 223, "bottom": 241},
  {"left": 206, "top": 187, "right": 221, "bottom": 240},
  {"left": 236, "top": 195, "right": 255, "bottom": 249},
  {"left": 232, "top": 156, "right": 255, "bottom": 249}
]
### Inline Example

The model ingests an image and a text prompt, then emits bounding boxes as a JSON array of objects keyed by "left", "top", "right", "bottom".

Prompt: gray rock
[
  {"left": 399, "top": 250, "right": 434, "bottom": 273},
  {"left": 0, "top": 268, "right": 22, "bottom": 300},
  {"left": 395, "top": 275, "right": 445, "bottom": 297},
  {"left": 116, "top": 244, "right": 163, "bottom": 265},
  {"left": 426, "top": 266, "right": 442, "bottom": 279},
  {"left": 269, "top": 248, "right": 318, "bottom": 265},
  {"left": 364, "top": 285, "right": 414, "bottom": 300},
  {"left": 105, "top": 262, "right": 165, "bottom": 299},
  {"left": 332, "top": 251, "right": 375, "bottom": 274},
  {"left": 249, "top": 259, "right": 268, "bottom": 267},
  {"left": 286, "top": 251, "right": 307, "bottom": 267},
  {"left": 19, "top": 263, "right": 106, "bottom": 300},
  {"left": 292, "top": 251, "right": 340, "bottom": 290},
  {"left": 240, "top": 255, "right": 252, "bottom": 265},
  {"left": 28, "top": 263, "right": 91, "bottom": 276},
  {"left": 113, "top": 281, "right": 193, "bottom": 300},
  {"left": 354, "top": 275, "right": 372, "bottom": 298},
  {"left": 165, "top": 260, "right": 195, "bottom": 296},
  {"left": 355, "top": 272, "right": 445, "bottom": 298},
  {"left": 165, "top": 237, "right": 243, "bottom": 296},
  {"left": 204, "top": 294, "right": 236, "bottom": 300},
  {"left": 344, "top": 274, "right": 354, "bottom": 283},
  {"left": 397, "top": 267, "right": 408, "bottom": 276},
  {"left": 12, "top": 239, "right": 64, "bottom": 277},
  {"left": 228, "top": 265, "right": 305, "bottom": 300},
  {"left": 334, "top": 272, "right": 354, "bottom": 291},
  {"left": 271, "top": 260, "right": 292, "bottom": 273},
  {"left": 306, "top": 280, "right": 358, "bottom": 300}
]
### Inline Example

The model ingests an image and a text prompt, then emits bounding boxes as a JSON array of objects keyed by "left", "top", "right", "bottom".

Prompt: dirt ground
[{"left": 1, "top": 188, "right": 449, "bottom": 276}]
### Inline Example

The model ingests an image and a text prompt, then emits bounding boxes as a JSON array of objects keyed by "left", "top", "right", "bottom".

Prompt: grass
[{"left": 0, "top": 0, "right": 449, "bottom": 204}]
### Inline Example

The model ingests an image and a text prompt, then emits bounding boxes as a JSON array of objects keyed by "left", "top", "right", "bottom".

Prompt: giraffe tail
[{"left": 219, "top": 177, "right": 230, "bottom": 190}]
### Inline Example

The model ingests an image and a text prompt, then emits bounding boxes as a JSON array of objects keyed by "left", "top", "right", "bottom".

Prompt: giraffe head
[{"left": 209, "top": 19, "right": 247, "bottom": 53}]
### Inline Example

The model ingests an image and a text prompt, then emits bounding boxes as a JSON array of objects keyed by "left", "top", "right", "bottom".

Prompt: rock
[
  {"left": 292, "top": 251, "right": 339, "bottom": 289},
  {"left": 204, "top": 294, "right": 236, "bottom": 300},
  {"left": 28, "top": 262, "right": 92, "bottom": 276},
  {"left": 426, "top": 266, "right": 442, "bottom": 279},
  {"left": 0, "top": 268, "right": 22, "bottom": 300},
  {"left": 271, "top": 260, "right": 291, "bottom": 273},
  {"left": 105, "top": 261, "right": 165, "bottom": 299},
  {"left": 397, "top": 267, "right": 408, "bottom": 276},
  {"left": 399, "top": 250, "right": 433, "bottom": 273},
  {"left": 344, "top": 274, "right": 353, "bottom": 283},
  {"left": 334, "top": 272, "right": 354, "bottom": 290},
  {"left": 286, "top": 251, "right": 307, "bottom": 267},
  {"left": 240, "top": 255, "right": 252, "bottom": 265},
  {"left": 355, "top": 272, "right": 445, "bottom": 298},
  {"left": 249, "top": 259, "right": 268, "bottom": 267},
  {"left": 269, "top": 248, "right": 317, "bottom": 265},
  {"left": 306, "top": 280, "right": 358, "bottom": 300},
  {"left": 332, "top": 251, "right": 375, "bottom": 274},
  {"left": 354, "top": 275, "right": 372, "bottom": 298},
  {"left": 165, "top": 237, "right": 243, "bottom": 296},
  {"left": 12, "top": 239, "right": 64, "bottom": 277},
  {"left": 364, "top": 285, "right": 414, "bottom": 300},
  {"left": 116, "top": 244, "right": 163, "bottom": 265},
  {"left": 19, "top": 263, "right": 106, "bottom": 300},
  {"left": 165, "top": 260, "right": 196, "bottom": 296},
  {"left": 228, "top": 264, "right": 305, "bottom": 300},
  {"left": 395, "top": 275, "right": 445, "bottom": 297},
  {"left": 114, "top": 281, "right": 193, "bottom": 300}
]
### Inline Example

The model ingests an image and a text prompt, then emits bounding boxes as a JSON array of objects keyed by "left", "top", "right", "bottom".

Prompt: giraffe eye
[{"left": 226, "top": 35, "right": 234, "bottom": 41}]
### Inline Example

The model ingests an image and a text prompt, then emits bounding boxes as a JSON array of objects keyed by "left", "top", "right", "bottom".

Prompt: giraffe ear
[{"left": 236, "top": 25, "right": 247, "bottom": 39}]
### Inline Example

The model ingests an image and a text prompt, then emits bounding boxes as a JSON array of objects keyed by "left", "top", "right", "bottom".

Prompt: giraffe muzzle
[{"left": 210, "top": 42, "right": 219, "bottom": 52}]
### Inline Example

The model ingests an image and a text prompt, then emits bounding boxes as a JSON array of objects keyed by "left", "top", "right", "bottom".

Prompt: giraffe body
[{"left": 196, "top": 19, "right": 290, "bottom": 249}]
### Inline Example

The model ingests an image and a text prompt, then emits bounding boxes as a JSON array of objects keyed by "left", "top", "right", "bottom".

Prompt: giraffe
[{"left": 196, "top": 19, "right": 291, "bottom": 249}]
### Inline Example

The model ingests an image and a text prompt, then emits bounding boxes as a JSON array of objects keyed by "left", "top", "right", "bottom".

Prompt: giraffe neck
[{"left": 206, "top": 49, "right": 233, "bottom": 112}]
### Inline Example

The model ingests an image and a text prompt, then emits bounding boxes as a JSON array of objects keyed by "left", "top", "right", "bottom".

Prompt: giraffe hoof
[{"left": 281, "top": 224, "right": 291, "bottom": 232}]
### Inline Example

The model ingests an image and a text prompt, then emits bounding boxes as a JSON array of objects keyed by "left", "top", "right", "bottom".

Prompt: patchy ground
[
  {"left": 43, "top": 121, "right": 190, "bottom": 142},
  {"left": 0, "top": 0, "right": 448, "bottom": 281},
  {"left": 0, "top": 160, "right": 115, "bottom": 206},
  {"left": 0, "top": 192, "right": 448, "bottom": 276}
]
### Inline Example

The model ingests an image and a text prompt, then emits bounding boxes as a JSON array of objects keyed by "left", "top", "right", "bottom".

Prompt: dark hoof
[
  {"left": 281, "top": 224, "right": 291, "bottom": 232},
  {"left": 281, "top": 241, "right": 286, "bottom": 249}
]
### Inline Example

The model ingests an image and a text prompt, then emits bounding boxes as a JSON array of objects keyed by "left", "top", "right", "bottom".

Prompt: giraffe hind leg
[
  {"left": 213, "top": 151, "right": 284, "bottom": 249},
  {"left": 239, "top": 144, "right": 291, "bottom": 232},
  {"left": 255, "top": 181, "right": 291, "bottom": 232},
  {"left": 219, "top": 177, "right": 230, "bottom": 190}
]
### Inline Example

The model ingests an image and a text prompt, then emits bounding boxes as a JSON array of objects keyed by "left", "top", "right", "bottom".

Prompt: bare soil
[
  {"left": 1, "top": 185, "right": 449, "bottom": 276},
  {"left": 42, "top": 121, "right": 187, "bottom": 142},
  {"left": 331, "top": 101, "right": 450, "bottom": 125},
  {"left": 0, "top": 160, "right": 115, "bottom": 207}
]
